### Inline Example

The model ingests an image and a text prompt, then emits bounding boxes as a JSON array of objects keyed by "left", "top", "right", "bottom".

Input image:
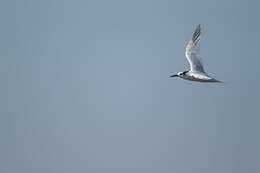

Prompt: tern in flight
[{"left": 170, "top": 24, "right": 222, "bottom": 83}]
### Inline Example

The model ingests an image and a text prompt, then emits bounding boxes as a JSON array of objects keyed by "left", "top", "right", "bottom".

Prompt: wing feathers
[
  {"left": 185, "top": 24, "right": 206, "bottom": 73},
  {"left": 192, "top": 24, "right": 201, "bottom": 44}
]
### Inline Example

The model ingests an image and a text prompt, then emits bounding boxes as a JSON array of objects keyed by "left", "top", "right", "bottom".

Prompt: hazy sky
[{"left": 1, "top": 0, "right": 260, "bottom": 173}]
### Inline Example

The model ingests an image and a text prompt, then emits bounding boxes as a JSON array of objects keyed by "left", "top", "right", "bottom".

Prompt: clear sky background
[{"left": 1, "top": 0, "right": 260, "bottom": 173}]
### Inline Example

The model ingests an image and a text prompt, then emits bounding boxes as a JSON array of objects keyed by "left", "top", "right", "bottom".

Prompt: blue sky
[{"left": 1, "top": 0, "right": 260, "bottom": 173}]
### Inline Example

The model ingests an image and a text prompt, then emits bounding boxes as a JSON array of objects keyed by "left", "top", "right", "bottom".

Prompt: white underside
[{"left": 180, "top": 71, "right": 218, "bottom": 82}]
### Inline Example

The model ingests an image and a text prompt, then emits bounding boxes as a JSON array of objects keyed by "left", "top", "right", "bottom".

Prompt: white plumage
[{"left": 170, "top": 24, "right": 222, "bottom": 83}]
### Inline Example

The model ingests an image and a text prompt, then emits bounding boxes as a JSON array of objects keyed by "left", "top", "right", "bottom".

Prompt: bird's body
[
  {"left": 170, "top": 24, "right": 222, "bottom": 83},
  {"left": 178, "top": 71, "right": 219, "bottom": 82}
]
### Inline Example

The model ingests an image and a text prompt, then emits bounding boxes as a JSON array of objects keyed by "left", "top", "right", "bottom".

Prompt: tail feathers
[{"left": 210, "top": 78, "right": 223, "bottom": 83}]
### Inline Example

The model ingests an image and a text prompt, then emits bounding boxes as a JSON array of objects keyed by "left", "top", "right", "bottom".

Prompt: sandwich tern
[{"left": 170, "top": 24, "right": 222, "bottom": 83}]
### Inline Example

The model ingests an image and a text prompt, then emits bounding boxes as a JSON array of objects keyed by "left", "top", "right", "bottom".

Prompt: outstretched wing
[{"left": 185, "top": 24, "right": 205, "bottom": 73}]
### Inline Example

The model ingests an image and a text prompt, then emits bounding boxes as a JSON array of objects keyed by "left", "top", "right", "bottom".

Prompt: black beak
[{"left": 169, "top": 74, "right": 178, "bottom": 77}]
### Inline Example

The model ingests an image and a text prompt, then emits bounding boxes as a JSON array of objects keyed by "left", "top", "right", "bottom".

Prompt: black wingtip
[{"left": 192, "top": 24, "right": 201, "bottom": 43}]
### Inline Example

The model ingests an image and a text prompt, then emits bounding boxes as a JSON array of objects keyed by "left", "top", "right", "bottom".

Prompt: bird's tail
[{"left": 211, "top": 78, "right": 223, "bottom": 83}]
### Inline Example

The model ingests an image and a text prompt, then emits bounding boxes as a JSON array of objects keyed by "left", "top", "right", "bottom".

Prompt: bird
[{"left": 170, "top": 24, "right": 222, "bottom": 83}]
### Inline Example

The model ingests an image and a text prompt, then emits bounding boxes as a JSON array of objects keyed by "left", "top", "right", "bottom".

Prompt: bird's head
[{"left": 170, "top": 71, "right": 188, "bottom": 77}]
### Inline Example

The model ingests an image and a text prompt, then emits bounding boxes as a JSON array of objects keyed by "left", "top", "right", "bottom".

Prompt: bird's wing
[{"left": 185, "top": 24, "right": 205, "bottom": 73}]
